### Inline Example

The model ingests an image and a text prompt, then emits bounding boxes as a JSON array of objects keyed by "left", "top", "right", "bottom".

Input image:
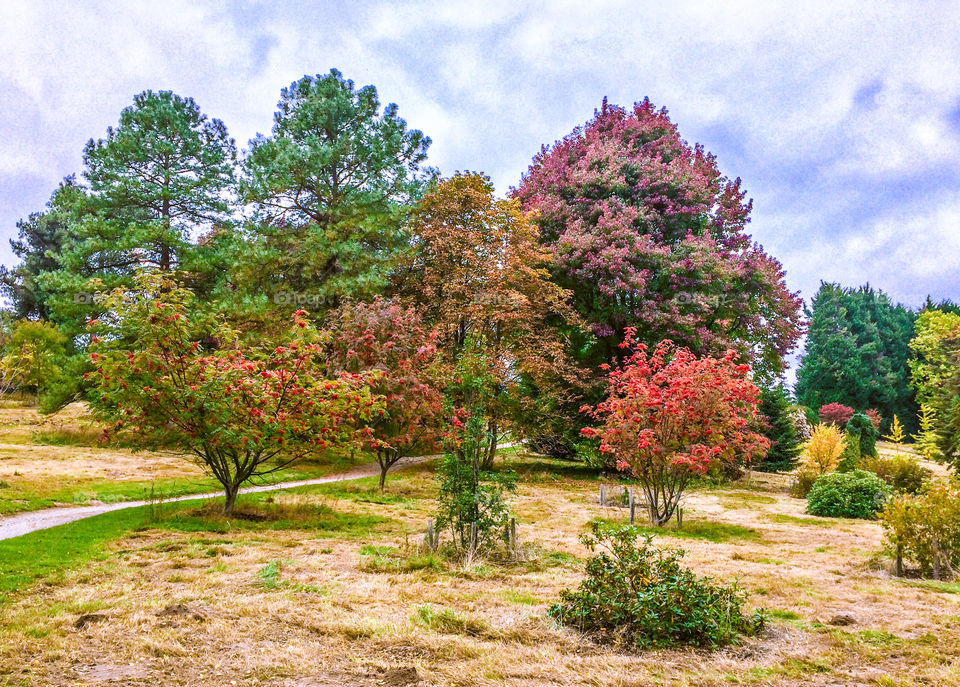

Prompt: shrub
[
  {"left": 882, "top": 480, "right": 960, "bottom": 579},
  {"left": 837, "top": 430, "right": 861, "bottom": 473},
  {"left": 791, "top": 424, "right": 846, "bottom": 497},
  {"left": 859, "top": 455, "right": 931, "bottom": 494},
  {"left": 865, "top": 408, "right": 883, "bottom": 432},
  {"left": 806, "top": 469, "right": 892, "bottom": 519},
  {"left": 548, "top": 523, "right": 765, "bottom": 648},
  {"left": 819, "top": 402, "right": 855, "bottom": 427},
  {"left": 847, "top": 412, "right": 878, "bottom": 458}
]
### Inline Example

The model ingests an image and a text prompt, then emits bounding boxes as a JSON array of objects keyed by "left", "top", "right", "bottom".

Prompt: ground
[{"left": 1, "top": 406, "right": 958, "bottom": 686}]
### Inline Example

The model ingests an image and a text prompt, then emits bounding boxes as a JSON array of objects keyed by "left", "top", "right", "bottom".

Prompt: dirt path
[{"left": 0, "top": 456, "right": 430, "bottom": 542}]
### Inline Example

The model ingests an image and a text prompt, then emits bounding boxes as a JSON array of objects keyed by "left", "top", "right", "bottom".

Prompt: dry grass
[{"left": 2, "top": 452, "right": 960, "bottom": 686}]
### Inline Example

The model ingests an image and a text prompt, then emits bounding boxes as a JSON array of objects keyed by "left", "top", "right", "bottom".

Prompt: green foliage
[
  {"left": 882, "top": 479, "right": 960, "bottom": 579},
  {"left": 796, "top": 283, "right": 918, "bottom": 435},
  {"left": 837, "top": 430, "right": 861, "bottom": 473},
  {"left": 239, "top": 69, "right": 434, "bottom": 313},
  {"left": 846, "top": 412, "right": 878, "bottom": 458},
  {"left": 859, "top": 454, "right": 931, "bottom": 495},
  {"left": 548, "top": 523, "right": 765, "bottom": 648},
  {"left": 757, "top": 384, "right": 803, "bottom": 472},
  {"left": 806, "top": 469, "right": 892, "bottom": 519},
  {"left": 910, "top": 310, "right": 960, "bottom": 468},
  {"left": 39, "top": 91, "right": 237, "bottom": 336},
  {"left": 0, "top": 320, "right": 73, "bottom": 407}
]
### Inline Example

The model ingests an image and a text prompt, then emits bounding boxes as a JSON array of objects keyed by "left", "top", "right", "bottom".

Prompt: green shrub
[
  {"left": 859, "top": 455, "right": 931, "bottom": 494},
  {"left": 548, "top": 523, "right": 765, "bottom": 648},
  {"left": 881, "top": 480, "right": 960, "bottom": 579},
  {"left": 837, "top": 430, "right": 861, "bottom": 473},
  {"left": 806, "top": 469, "right": 892, "bottom": 519},
  {"left": 847, "top": 412, "right": 878, "bottom": 458}
]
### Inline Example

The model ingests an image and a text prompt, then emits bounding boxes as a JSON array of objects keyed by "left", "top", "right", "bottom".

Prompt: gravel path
[{"left": 0, "top": 456, "right": 429, "bottom": 542}]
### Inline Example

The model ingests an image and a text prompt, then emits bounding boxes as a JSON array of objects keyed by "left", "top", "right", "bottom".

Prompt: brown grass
[{"left": 2, "top": 451, "right": 960, "bottom": 685}]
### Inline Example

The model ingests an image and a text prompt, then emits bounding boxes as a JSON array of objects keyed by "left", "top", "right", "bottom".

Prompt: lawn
[
  {"left": 0, "top": 402, "right": 369, "bottom": 515},
  {"left": 1, "top": 446, "right": 959, "bottom": 686}
]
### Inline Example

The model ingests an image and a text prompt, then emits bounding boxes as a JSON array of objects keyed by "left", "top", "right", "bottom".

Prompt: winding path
[{"left": 0, "top": 456, "right": 429, "bottom": 542}]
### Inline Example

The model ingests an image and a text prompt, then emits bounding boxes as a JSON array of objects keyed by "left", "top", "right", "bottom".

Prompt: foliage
[
  {"left": 87, "top": 271, "right": 379, "bottom": 514},
  {"left": 39, "top": 91, "right": 237, "bottom": 336},
  {"left": 801, "top": 424, "right": 846, "bottom": 475},
  {"left": 434, "top": 352, "right": 517, "bottom": 554},
  {"left": 882, "top": 479, "right": 960, "bottom": 579},
  {"left": 401, "top": 172, "right": 583, "bottom": 468},
  {"left": 865, "top": 408, "right": 883, "bottom": 431},
  {"left": 806, "top": 469, "right": 892, "bottom": 519},
  {"left": 847, "top": 412, "right": 878, "bottom": 458},
  {"left": 790, "top": 406, "right": 813, "bottom": 441},
  {"left": 514, "top": 98, "right": 803, "bottom": 383},
  {"left": 913, "top": 404, "right": 943, "bottom": 463},
  {"left": 837, "top": 430, "right": 861, "bottom": 473},
  {"left": 0, "top": 320, "right": 69, "bottom": 400},
  {"left": 884, "top": 415, "right": 906, "bottom": 445},
  {"left": 796, "top": 283, "right": 918, "bottom": 434},
  {"left": 756, "top": 384, "right": 803, "bottom": 472},
  {"left": 239, "top": 69, "right": 434, "bottom": 313},
  {"left": 548, "top": 522, "right": 765, "bottom": 648},
  {"left": 909, "top": 310, "right": 960, "bottom": 468},
  {"left": 325, "top": 297, "right": 445, "bottom": 488},
  {"left": 859, "top": 454, "right": 931, "bottom": 495},
  {"left": 582, "top": 331, "right": 767, "bottom": 525},
  {"left": 819, "top": 402, "right": 855, "bottom": 427}
]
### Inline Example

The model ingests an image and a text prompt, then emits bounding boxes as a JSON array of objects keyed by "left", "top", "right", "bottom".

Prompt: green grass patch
[
  {"left": 899, "top": 579, "right": 960, "bottom": 594},
  {"left": 764, "top": 513, "right": 832, "bottom": 526},
  {"left": 767, "top": 609, "right": 801, "bottom": 620},
  {"left": 500, "top": 589, "right": 542, "bottom": 606},
  {"left": 590, "top": 517, "right": 760, "bottom": 543},
  {"left": 412, "top": 603, "right": 492, "bottom": 637}
]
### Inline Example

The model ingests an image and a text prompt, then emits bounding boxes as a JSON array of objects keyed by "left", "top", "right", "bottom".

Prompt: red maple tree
[
  {"left": 582, "top": 330, "right": 768, "bottom": 525},
  {"left": 326, "top": 297, "right": 446, "bottom": 488}
]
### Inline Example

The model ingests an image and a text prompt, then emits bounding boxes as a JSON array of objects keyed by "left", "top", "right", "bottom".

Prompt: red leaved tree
[
  {"left": 88, "top": 272, "right": 380, "bottom": 515},
  {"left": 326, "top": 297, "right": 445, "bottom": 488},
  {"left": 818, "top": 402, "right": 855, "bottom": 427},
  {"left": 582, "top": 330, "right": 768, "bottom": 525}
]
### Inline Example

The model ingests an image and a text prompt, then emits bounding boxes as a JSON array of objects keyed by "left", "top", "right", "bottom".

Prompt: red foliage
[
  {"left": 326, "top": 297, "right": 446, "bottom": 487},
  {"left": 818, "top": 402, "right": 855, "bottom": 427},
  {"left": 582, "top": 330, "right": 768, "bottom": 524},
  {"left": 513, "top": 98, "right": 804, "bottom": 380},
  {"left": 865, "top": 408, "right": 883, "bottom": 431}
]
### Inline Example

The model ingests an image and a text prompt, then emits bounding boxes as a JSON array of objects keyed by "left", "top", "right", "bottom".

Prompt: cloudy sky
[{"left": 2, "top": 0, "right": 959, "bottom": 311}]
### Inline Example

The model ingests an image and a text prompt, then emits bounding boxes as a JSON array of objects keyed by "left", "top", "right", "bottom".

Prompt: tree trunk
[
  {"left": 378, "top": 458, "right": 388, "bottom": 491},
  {"left": 481, "top": 420, "right": 498, "bottom": 471},
  {"left": 222, "top": 482, "right": 240, "bottom": 516}
]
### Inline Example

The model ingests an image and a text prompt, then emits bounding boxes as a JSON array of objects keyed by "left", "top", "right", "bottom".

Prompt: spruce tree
[{"left": 756, "top": 384, "right": 803, "bottom": 472}]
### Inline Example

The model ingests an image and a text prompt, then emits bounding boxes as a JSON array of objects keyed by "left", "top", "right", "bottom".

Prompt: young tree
[
  {"left": 756, "top": 384, "right": 803, "bottom": 472},
  {"left": 796, "top": 283, "right": 917, "bottom": 434},
  {"left": 39, "top": 92, "right": 238, "bottom": 334},
  {"left": 88, "top": 272, "right": 379, "bottom": 515},
  {"left": 240, "top": 69, "right": 434, "bottom": 312},
  {"left": 513, "top": 98, "right": 803, "bottom": 382},
  {"left": 885, "top": 415, "right": 906, "bottom": 449},
  {"left": 913, "top": 405, "right": 943, "bottom": 462},
  {"left": 582, "top": 332, "right": 768, "bottom": 525},
  {"left": 326, "top": 297, "right": 445, "bottom": 488},
  {"left": 399, "top": 173, "right": 584, "bottom": 468},
  {"left": 0, "top": 320, "right": 69, "bottom": 399}
]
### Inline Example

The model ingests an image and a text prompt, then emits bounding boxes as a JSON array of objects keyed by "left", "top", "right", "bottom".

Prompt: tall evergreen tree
[
  {"left": 38, "top": 91, "right": 237, "bottom": 334},
  {"left": 756, "top": 384, "right": 803, "bottom": 472},
  {"left": 795, "top": 283, "right": 917, "bottom": 434},
  {"left": 239, "top": 69, "right": 434, "bottom": 314}
]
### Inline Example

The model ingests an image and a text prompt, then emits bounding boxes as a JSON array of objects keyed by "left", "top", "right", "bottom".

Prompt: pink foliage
[{"left": 819, "top": 402, "right": 855, "bottom": 427}]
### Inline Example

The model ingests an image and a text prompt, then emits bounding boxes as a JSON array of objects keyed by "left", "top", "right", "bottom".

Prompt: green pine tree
[{"left": 756, "top": 384, "right": 803, "bottom": 472}]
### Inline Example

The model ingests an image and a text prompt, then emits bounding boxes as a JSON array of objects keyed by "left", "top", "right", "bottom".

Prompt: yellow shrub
[{"left": 802, "top": 424, "right": 846, "bottom": 475}]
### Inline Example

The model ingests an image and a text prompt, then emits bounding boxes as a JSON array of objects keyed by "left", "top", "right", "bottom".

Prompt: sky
[{"left": 2, "top": 0, "right": 959, "bottom": 315}]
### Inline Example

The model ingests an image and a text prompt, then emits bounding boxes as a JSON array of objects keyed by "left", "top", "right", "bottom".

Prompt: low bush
[
  {"left": 881, "top": 480, "right": 960, "bottom": 580},
  {"left": 860, "top": 455, "right": 931, "bottom": 494},
  {"left": 791, "top": 424, "right": 846, "bottom": 497},
  {"left": 548, "top": 522, "right": 765, "bottom": 648},
  {"left": 806, "top": 469, "right": 892, "bottom": 519}
]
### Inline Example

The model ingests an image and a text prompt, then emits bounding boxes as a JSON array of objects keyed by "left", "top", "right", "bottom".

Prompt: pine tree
[{"left": 756, "top": 384, "right": 803, "bottom": 472}]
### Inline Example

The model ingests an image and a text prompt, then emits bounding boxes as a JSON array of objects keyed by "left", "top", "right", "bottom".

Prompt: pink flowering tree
[
  {"left": 326, "top": 297, "right": 446, "bottom": 489},
  {"left": 513, "top": 98, "right": 803, "bottom": 382},
  {"left": 87, "top": 272, "right": 380, "bottom": 515},
  {"left": 582, "top": 330, "right": 768, "bottom": 525}
]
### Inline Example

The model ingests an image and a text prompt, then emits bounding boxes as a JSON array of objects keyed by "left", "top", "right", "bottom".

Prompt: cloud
[{"left": 1, "top": 0, "right": 959, "bottom": 320}]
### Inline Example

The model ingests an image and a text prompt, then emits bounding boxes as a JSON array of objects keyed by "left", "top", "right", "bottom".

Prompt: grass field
[
  {"left": 0, "top": 402, "right": 367, "bottom": 515},
  {"left": 0, "top": 407, "right": 958, "bottom": 686}
]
